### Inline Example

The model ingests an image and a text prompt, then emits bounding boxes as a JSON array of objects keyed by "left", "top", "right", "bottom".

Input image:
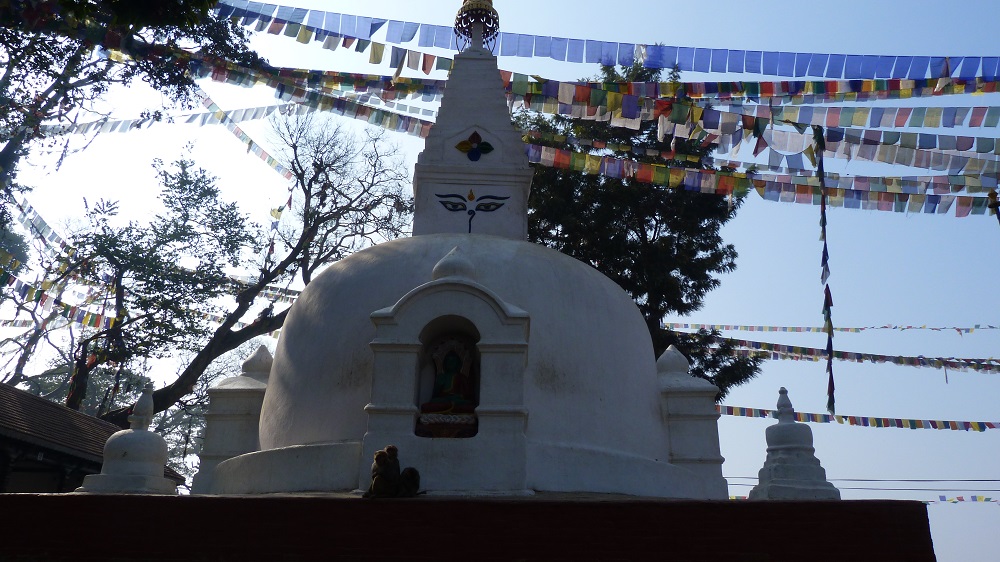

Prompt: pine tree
[{"left": 518, "top": 62, "right": 761, "bottom": 398}]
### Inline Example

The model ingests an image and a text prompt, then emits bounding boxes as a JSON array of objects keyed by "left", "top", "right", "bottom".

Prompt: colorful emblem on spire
[{"left": 455, "top": 131, "right": 494, "bottom": 162}]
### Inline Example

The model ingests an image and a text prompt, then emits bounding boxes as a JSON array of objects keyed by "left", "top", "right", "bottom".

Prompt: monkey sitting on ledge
[{"left": 363, "top": 445, "right": 420, "bottom": 498}]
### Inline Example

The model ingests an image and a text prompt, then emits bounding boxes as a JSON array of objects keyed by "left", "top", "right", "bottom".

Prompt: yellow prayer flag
[
  {"left": 804, "top": 145, "right": 817, "bottom": 167},
  {"left": 669, "top": 168, "right": 685, "bottom": 188},
  {"left": 852, "top": 108, "right": 869, "bottom": 127},
  {"left": 606, "top": 92, "right": 623, "bottom": 113},
  {"left": 296, "top": 26, "right": 313, "bottom": 44},
  {"left": 369, "top": 43, "right": 385, "bottom": 64},
  {"left": 584, "top": 154, "right": 601, "bottom": 175}
]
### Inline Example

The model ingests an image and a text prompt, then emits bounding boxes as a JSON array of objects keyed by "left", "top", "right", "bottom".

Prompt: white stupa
[
  {"left": 749, "top": 388, "right": 840, "bottom": 500},
  {"left": 209, "top": 0, "right": 728, "bottom": 499},
  {"left": 76, "top": 383, "right": 177, "bottom": 495}
]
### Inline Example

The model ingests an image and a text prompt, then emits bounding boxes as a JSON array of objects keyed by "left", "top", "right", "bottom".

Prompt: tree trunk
[{"left": 99, "top": 310, "right": 287, "bottom": 428}]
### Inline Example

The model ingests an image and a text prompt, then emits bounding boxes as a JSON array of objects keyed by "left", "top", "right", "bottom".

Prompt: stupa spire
[{"left": 411, "top": 0, "right": 533, "bottom": 240}]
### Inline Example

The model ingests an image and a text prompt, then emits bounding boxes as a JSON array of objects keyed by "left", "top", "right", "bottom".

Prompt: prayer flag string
[
  {"left": 717, "top": 405, "right": 1000, "bottom": 433},
  {"left": 662, "top": 323, "right": 999, "bottom": 335},
  {"left": 816, "top": 127, "right": 836, "bottom": 414},
  {"left": 213, "top": 0, "right": 1000, "bottom": 81},
  {"left": 726, "top": 345, "right": 1000, "bottom": 375}
]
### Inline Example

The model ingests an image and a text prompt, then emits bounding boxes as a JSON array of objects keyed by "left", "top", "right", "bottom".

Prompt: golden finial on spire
[{"left": 455, "top": 0, "right": 499, "bottom": 50}]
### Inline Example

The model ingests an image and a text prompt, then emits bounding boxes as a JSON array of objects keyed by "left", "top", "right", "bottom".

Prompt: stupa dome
[{"left": 261, "top": 233, "right": 661, "bottom": 456}]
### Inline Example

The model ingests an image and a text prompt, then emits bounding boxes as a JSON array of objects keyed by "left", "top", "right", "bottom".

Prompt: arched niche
[
  {"left": 364, "top": 273, "right": 531, "bottom": 492},
  {"left": 416, "top": 316, "right": 482, "bottom": 438}
]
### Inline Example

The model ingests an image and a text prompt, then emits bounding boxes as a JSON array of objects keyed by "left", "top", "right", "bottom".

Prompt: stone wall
[{"left": 0, "top": 494, "right": 935, "bottom": 561}]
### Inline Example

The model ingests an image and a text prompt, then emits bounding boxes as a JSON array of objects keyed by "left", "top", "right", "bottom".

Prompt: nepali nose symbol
[{"left": 436, "top": 192, "right": 510, "bottom": 233}]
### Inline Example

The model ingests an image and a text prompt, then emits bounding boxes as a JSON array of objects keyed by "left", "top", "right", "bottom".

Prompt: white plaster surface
[
  {"left": 77, "top": 384, "right": 176, "bottom": 495},
  {"left": 412, "top": 44, "right": 533, "bottom": 239},
  {"left": 191, "top": 346, "right": 272, "bottom": 494},
  {"left": 656, "top": 347, "right": 728, "bottom": 497},
  {"left": 211, "top": 442, "right": 361, "bottom": 494},
  {"left": 749, "top": 388, "right": 841, "bottom": 500},
  {"left": 234, "top": 234, "right": 728, "bottom": 498},
  {"left": 214, "top": 7, "right": 729, "bottom": 500}
]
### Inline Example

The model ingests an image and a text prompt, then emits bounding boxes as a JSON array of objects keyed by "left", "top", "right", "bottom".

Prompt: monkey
[
  {"left": 362, "top": 450, "right": 395, "bottom": 498},
  {"left": 383, "top": 445, "right": 401, "bottom": 486},
  {"left": 397, "top": 466, "right": 421, "bottom": 498}
]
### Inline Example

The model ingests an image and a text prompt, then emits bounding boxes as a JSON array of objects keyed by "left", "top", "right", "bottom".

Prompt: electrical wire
[{"left": 726, "top": 477, "right": 1000, "bottom": 483}]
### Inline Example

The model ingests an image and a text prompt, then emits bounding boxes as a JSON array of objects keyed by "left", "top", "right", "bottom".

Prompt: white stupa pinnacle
[
  {"left": 128, "top": 382, "right": 155, "bottom": 431},
  {"left": 748, "top": 388, "right": 840, "bottom": 500},
  {"left": 411, "top": 0, "right": 533, "bottom": 240}
]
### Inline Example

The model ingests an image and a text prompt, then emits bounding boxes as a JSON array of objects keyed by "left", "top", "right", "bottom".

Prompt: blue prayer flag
[
  {"left": 566, "top": 39, "right": 584, "bottom": 63},
  {"left": 601, "top": 42, "right": 618, "bottom": 66},
  {"left": 908, "top": 56, "right": 930, "bottom": 79},
  {"left": 794, "top": 53, "right": 811, "bottom": 77},
  {"left": 385, "top": 20, "right": 404, "bottom": 43},
  {"left": 517, "top": 34, "right": 534, "bottom": 57},
  {"left": 959, "top": 57, "right": 981, "bottom": 79},
  {"left": 400, "top": 22, "right": 419, "bottom": 42},
  {"left": 891, "top": 56, "right": 911, "bottom": 79},
  {"left": 982, "top": 57, "right": 1000, "bottom": 80},
  {"left": 341, "top": 14, "right": 357, "bottom": 39},
  {"left": 844, "top": 55, "right": 863, "bottom": 79},
  {"left": 618, "top": 43, "right": 635, "bottom": 66},
  {"left": 875, "top": 55, "right": 895, "bottom": 78},
  {"left": 585, "top": 40, "right": 602, "bottom": 63},
  {"left": 860, "top": 55, "right": 878, "bottom": 78},
  {"left": 777, "top": 52, "right": 795, "bottom": 76},
  {"left": 826, "top": 54, "right": 846, "bottom": 78},
  {"left": 677, "top": 47, "right": 695, "bottom": 71},
  {"left": 711, "top": 49, "right": 728, "bottom": 73},
  {"left": 534, "top": 36, "right": 552, "bottom": 58},
  {"left": 807, "top": 53, "right": 828, "bottom": 77},
  {"left": 694, "top": 48, "right": 712, "bottom": 72},
  {"left": 500, "top": 33, "right": 517, "bottom": 56},
  {"left": 745, "top": 50, "right": 762, "bottom": 74},
  {"left": 549, "top": 37, "right": 568, "bottom": 61},
  {"left": 762, "top": 51, "right": 780, "bottom": 75},
  {"left": 727, "top": 50, "right": 745, "bottom": 73},
  {"left": 929, "top": 57, "right": 947, "bottom": 78}
]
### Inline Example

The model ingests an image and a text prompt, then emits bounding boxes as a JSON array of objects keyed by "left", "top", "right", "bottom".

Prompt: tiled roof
[
  {"left": 0, "top": 383, "right": 184, "bottom": 482},
  {"left": 0, "top": 383, "right": 120, "bottom": 464}
]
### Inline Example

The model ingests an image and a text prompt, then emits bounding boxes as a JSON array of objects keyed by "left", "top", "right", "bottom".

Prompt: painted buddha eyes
[
  {"left": 475, "top": 201, "right": 504, "bottom": 212},
  {"left": 440, "top": 200, "right": 468, "bottom": 212},
  {"left": 435, "top": 191, "right": 510, "bottom": 233}
]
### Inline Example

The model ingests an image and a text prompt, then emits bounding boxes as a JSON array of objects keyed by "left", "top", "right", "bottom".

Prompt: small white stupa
[
  {"left": 76, "top": 383, "right": 177, "bottom": 495},
  {"left": 208, "top": 0, "right": 728, "bottom": 499},
  {"left": 749, "top": 388, "right": 840, "bottom": 500}
]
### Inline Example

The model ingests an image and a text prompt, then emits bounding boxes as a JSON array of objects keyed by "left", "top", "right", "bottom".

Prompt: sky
[{"left": 10, "top": 1, "right": 1000, "bottom": 560}]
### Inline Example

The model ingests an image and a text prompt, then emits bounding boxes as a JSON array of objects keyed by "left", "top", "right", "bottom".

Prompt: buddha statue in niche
[{"left": 417, "top": 336, "right": 478, "bottom": 438}]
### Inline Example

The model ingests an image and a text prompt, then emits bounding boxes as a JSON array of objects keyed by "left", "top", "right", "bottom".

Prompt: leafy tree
[
  {"left": 519, "top": 62, "right": 761, "bottom": 398},
  {"left": 153, "top": 338, "right": 272, "bottom": 487},
  {"left": 0, "top": 114, "right": 412, "bottom": 427},
  {"left": 0, "top": 0, "right": 263, "bottom": 228}
]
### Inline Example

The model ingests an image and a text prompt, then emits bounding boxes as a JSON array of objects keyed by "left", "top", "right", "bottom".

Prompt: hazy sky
[{"left": 13, "top": 2, "right": 1000, "bottom": 559}]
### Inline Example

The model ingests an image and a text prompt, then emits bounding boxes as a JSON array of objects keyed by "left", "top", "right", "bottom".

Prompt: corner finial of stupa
[
  {"left": 748, "top": 387, "right": 840, "bottom": 500},
  {"left": 455, "top": 0, "right": 499, "bottom": 52},
  {"left": 242, "top": 344, "right": 274, "bottom": 384}
]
